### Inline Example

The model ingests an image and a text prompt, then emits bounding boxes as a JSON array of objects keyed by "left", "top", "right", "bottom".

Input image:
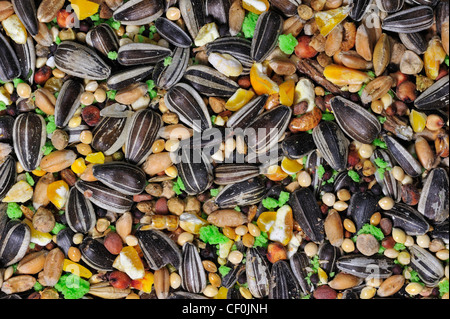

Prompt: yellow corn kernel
[
  {"left": 85, "top": 152, "right": 105, "bottom": 164},
  {"left": 71, "top": 157, "right": 87, "bottom": 174},
  {"left": 323, "top": 64, "right": 370, "bottom": 86}
]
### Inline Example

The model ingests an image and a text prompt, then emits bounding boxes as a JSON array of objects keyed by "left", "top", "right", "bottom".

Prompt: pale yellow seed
[
  {"left": 177, "top": 232, "right": 194, "bottom": 246},
  {"left": 80, "top": 130, "right": 93, "bottom": 144},
  {"left": 239, "top": 287, "right": 253, "bottom": 299},
  {"left": 366, "top": 278, "right": 383, "bottom": 288},
  {"left": 52, "top": 69, "right": 65, "bottom": 78},
  {"left": 16, "top": 161, "right": 24, "bottom": 174},
  {"left": 152, "top": 139, "right": 165, "bottom": 153},
  {"left": 68, "top": 116, "right": 82, "bottom": 128},
  {"left": 333, "top": 200, "right": 348, "bottom": 212},
  {"left": 391, "top": 166, "right": 405, "bottom": 181},
  {"left": 404, "top": 235, "right": 414, "bottom": 247},
  {"left": 378, "top": 197, "right": 394, "bottom": 210},
  {"left": 166, "top": 7, "right": 181, "bottom": 20},
  {"left": 126, "top": 292, "right": 140, "bottom": 299},
  {"left": 169, "top": 272, "right": 181, "bottom": 289},
  {"left": 297, "top": 171, "right": 311, "bottom": 187},
  {"left": 165, "top": 165, "right": 178, "bottom": 178},
  {"left": 94, "top": 88, "right": 106, "bottom": 103},
  {"left": 203, "top": 285, "right": 219, "bottom": 298},
  {"left": 80, "top": 92, "right": 95, "bottom": 105},
  {"left": 322, "top": 192, "right": 336, "bottom": 207},
  {"left": 4, "top": 82, "right": 14, "bottom": 94},
  {"left": 384, "top": 248, "right": 399, "bottom": 259},
  {"left": 85, "top": 81, "right": 98, "bottom": 92},
  {"left": 16, "top": 82, "right": 31, "bottom": 98},
  {"left": 405, "top": 282, "right": 423, "bottom": 296},
  {"left": 397, "top": 251, "right": 410, "bottom": 265},
  {"left": 416, "top": 234, "right": 430, "bottom": 248},
  {"left": 341, "top": 238, "right": 355, "bottom": 253},
  {"left": 208, "top": 272, "right": 221, "bottom": 288},
  {"left": 304, "top": 242, "right": 318, "bottom": 257},
  {"left": 392, "top": 228, "right": 406, "bottom": 244},
  {"left": 436, "top": 249, "right": 449, "bottom": 261},
  {"left": 360, "top": 287, "right": 376, "bottom": 299},
  {"left": 401, "top": 175, "right": 413, "bottom": 185},
  {"left": 76, "top": 143, "right": 92, "bottom": 156},
  {"left": 72, "top": 233, "right": 84, "bottom": 245},
  {"left": 358, "top": 144, "right": 373, "bottom": 159},
  {"left": 125, "top": 235, "right": 138, "bottom": 247},
  {"left": 228, "top": 251, "right": 243, "bottom": 264},
  {"left": 235, "top": 225, "right": 248, "bottom": 236},
  {"left": 165, "top": 139, "right": 180, "bottom": 152}
]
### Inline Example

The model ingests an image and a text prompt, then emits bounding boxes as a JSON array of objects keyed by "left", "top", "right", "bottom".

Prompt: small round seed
[
  {"left": 79, "top": 130, "right": 93, "bottom": 144},
  {"left": 76, "top": 143, "right": 92, "bottom": 156},
  {"left": 165, "top": 139, "right": 180, "bottom": 152},
  {"left": 392, "top": 228, "right": 406, "bottom": 244},
  {"left": 436, "top": 249, "right": 449, "bottom": 261},
  {"left": 341, "top": 238, "right": 355, "bottom": 253},
  {"left": 68, "top": 116, "right": 82, "bottom": 128},
  {"left": 203, "top": 285, "right": 218, "bottom": 298},
  {"left": 239, "top": 287, "right": 253, "bottom": 299},
  {"left": 208, "top": 272, "right": 221, "bottom": 288},
  {"left": 297, "top": 171, "right": 312, "bottom": 187},
  {"left": 322, "top": 192, "right": 336, "bottom": 207},
  {"left": 242, "top": 233, "right": 255, "bottom": 248},
  {"left": 151, "top": 139, "right": 165, "bottom": 153},
  {"left": 166, "top": 7, "right": 181, "bottom": 20},
  {"left": 378, "top": 197, "right": 394, "bottom": 210},
  {"left": 333, "top": 201, "right": 348, "bottom": 212},
  {"left": 397, "top": 251, "right": 410, "bottom": 265},
  {"left": 80, "top": 92, "right": 95, "bottom": 105},
  {"left": 359, "top": 144, "right": 373, "bottom": 159},
  {"left": 391, "top": 166, "right": 405, "bottom": 181},
  {"left": 228, "top": 251, "right": 243, "bottom": 264},
  {"left": 164, "top": 165, "right": 178, "bottom": 178},
  {"left": 73, "top": 233, "right": 84, "bottom": 245},
  {"left": 125, "top": 235, "right": 138, "bottom": 247},
  {"left": 248, "top": 223, "right": 261, "bottom": 237},
  {"left": 85, "top": 81, "right": 98, "bottom": 92},
  {"left": 94, "top": 88, "right": 106, "bottom": 103},
  {"left": 360, "top": 287, "right": 376, "bottom": 299},
  {"left": 384, "top": 248, "right": 399, "bottom": 259},
  {"left": 366, "top": 277, "right": 383, "bottom": 288},
  {"left": 177, "top": 232, "right": 194, "bottom": 246},
  {"left": 96, "top": 218, "right": 110, "bottom": 232},
  {"left": 16, "top": 82, "right": 31, "bottom": 98},
  {"left": 416, "top": 234, "right": 430, "bottom": 248},
  {"left": 202, "top": 260, "right": 217, "bottom": 273},
  {"left": 370, "top": 212, "right": 381, "bottom": 226},
  {"left": 343, "top": 219, "right": 356, "bottom": 233},
  {"left": 337, "top": 189, "right": 351, "bottom": 201},
  {"left": 405, "top": 282, "right": 424, "bottom": 296},
  {"left": 68, "top": 246, "right": 81, "bottom": 262},
  {"left": 404, "top": 235, "right": 414, "bottom": 247},
  {"left": 169, "top": 272, "right": 181, "bottom": 289},
  {"left": 235, "top": 225, "right": 248, "bottom": 236},
  {"left": 304, "top": 242, "right": 318, "bottom": 257},
  {"left": 223, "top": 226, "right": 236, "bottom": 240}
]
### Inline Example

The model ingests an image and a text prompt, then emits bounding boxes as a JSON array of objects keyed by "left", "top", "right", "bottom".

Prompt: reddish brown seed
[
  {"left": 389, "top": 71, "right": 408, "bottom": 87},
  {"left": 401, "top": 184, "right": 420, "bottom": 206},
  {"left": 133, "top": 194, "right": 153, "bottom": 202},
  {"left": 292, "top": 101, "right": 309, "bottom": 115},
  {"left": 392, "top": 101, "right": 408, "bottom": 116},
  {"left": 396, "top": 81, "right": 417, "bottom": 103},
  {"left": 34, "top": 66, "right": 52, "bottom": 85},
  {"left": 347, "top": 150, "right": 360, "bottom": 167},
  {"left": 379, "top": 218, "right": 393, "bottom": 236},
  {"left": 313, "top": 285, "right": 337, "bottom": 299},
  {"left": 155, "top": 197, "right": 169, "bottom": 215},
  {"left": 104, "top": 232, "right": 123, "bottom": 255},
  {"left": 60, "top": 168, "right": 77, "bottom": 187},
  {"left": 381, "top": 236, "right": 396, "bottom": 249},
  {"left": 81, "top": 105, "right": 101, "bottom": 126},
  {"left": 237, "top": 76, "right": 250, "bottom": 89}
]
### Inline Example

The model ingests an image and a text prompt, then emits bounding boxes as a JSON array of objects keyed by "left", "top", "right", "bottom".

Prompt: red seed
[
  {"left": 347, "top": 150, "right": 359, "bottom": 167},
  {"left": 81, "top": 105, "right": 101, "bottom": 126},
  {"left": 34, "top": 66, "right": 52, "bottom": 85},
  {"left": 294, "top": 35, "right": 318, "bottom": 59},
  {"left": 401, "top": 184, "right": 420, "bottom": 206},
  {"left": 155, "top": 197, "right": 169, "bottom": 215}
]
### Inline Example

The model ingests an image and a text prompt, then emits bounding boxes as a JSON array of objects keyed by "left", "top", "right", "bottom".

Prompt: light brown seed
[
  {"left": 377, "top": 275, "right": 405, "bottom": 297},
  {"left": 40, "top": 150, "right": 77, "bottom": 173},
  {"left": 16, "top": 251, "right": 48, "bottom": 275},
  {"left": 373, "top": 33, "right": 391, "bottom": 76},
  {"left": 324, "top": 209, "right": 344, "bottom": 247},
  {"left": 154, "top": 267, "right": 170, "bottom": 299},
  {"left": 1, "top": 275, "right": 36, "bottom": 294},
  {"left": 43, "top": 248, "right": 65, "bottom": 287}
]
